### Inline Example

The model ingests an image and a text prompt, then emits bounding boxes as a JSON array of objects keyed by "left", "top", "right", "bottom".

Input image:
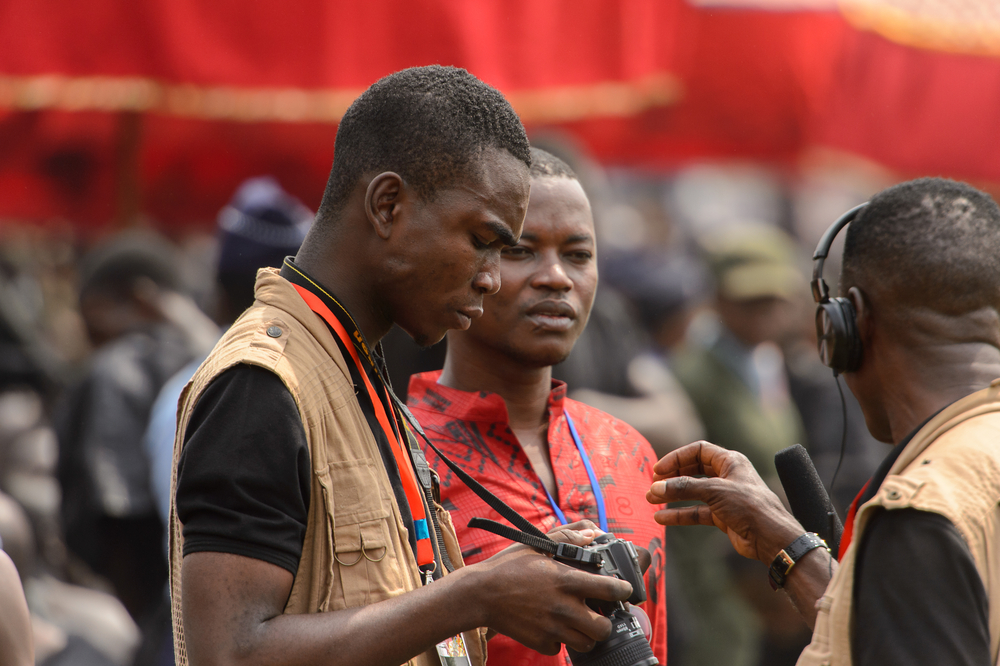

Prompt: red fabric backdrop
[{"left": 0, "top": 0, "right": 997, "bottom": 230}]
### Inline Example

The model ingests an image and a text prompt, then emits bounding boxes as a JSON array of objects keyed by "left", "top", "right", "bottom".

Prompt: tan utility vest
[
  {"left": 797, "top": 379, "right": 1000, "bottom": 666},
  {"left": 168, "top": 268, "right": 486, "bottom": 666}
]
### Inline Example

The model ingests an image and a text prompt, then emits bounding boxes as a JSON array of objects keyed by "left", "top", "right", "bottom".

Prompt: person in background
[
  {"left": 674, "top": 226, "right": 804, "bottom": 479},
  {"left": 135, "top": 177, "right": 312, "bottom": 666},
  {"left": 667, "top": 225, "right": 808, "bottom": 666},
  {"left": 54, "top": 232, "right": 214, "bottom": 659},
  {"left": 581, "top": 249, "right": 708, "bottom": 458},
  {"left": 145, "top": 176, "right": 312, "bottom": 532},
  {"left": 408, "top": 148, "right": 667, "bottom": 666},
  {"left": 0, "top": 490, "right": 138, "bottom": 666}
]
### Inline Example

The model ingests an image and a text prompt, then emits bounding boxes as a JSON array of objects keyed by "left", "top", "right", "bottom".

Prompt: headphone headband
[{"left": 811, "top": 203, "right": 867, "bottom": 303}]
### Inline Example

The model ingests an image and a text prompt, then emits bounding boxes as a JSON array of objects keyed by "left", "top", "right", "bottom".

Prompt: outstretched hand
[{"left": 645, "top": 441, "right": 803, "bottom": 564}]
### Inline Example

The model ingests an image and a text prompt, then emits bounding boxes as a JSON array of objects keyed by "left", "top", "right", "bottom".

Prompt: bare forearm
[
  {"left": 780, "top": 547, "right": 837, "bottom": 630},
  {"left": 748, "top": 511, "right": 835, "bottom": 630},
  {"left": 183, "top": 535, "right": 626, "bottom": 666},
  {"left": 185, "top": 562, "right": 485, "bottom": 666},
  {"left": 238, "top": 568, "right": 482, "bottom": 666}
]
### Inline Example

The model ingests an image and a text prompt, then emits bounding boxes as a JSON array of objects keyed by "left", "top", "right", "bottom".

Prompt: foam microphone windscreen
[{"left": 774, "top": 444, "right": 843, "bottom": 558}]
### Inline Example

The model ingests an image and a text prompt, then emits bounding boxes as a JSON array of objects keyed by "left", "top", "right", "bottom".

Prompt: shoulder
[{"left": 895, "top": 412, "right": 1000, "bottom": 511}]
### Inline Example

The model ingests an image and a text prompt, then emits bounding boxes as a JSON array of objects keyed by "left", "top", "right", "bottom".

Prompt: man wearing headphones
[{"left": 647, "top": 177, "right": 1000, "bottom": 665}]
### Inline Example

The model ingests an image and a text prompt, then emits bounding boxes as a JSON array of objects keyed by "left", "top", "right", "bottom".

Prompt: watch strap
[{"left": 768, "top": 532, "right": 828, "bottom": 590}]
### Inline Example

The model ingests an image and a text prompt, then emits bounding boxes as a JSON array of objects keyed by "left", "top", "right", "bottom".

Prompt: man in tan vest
[
  {"left": 170, "top": 66, "right": 632, "bottom": 666},
  {"left": 647, "top": 177, "right": 1000, "bottom": 665}
]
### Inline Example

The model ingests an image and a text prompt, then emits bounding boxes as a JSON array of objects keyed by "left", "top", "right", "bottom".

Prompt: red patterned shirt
[{"left": 407, "top": 370, "right": 667, "bottom": 666}]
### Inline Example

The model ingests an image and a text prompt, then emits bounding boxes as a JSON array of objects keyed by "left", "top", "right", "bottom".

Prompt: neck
[
  {"left": 294, "top": 227, "right": 393, "bottom": 344},
  {"left": 439, "top": 342, "right": 553, "bottom": 429},
  {"left": 877, "top": 341, "right": 1000, "bottom": 444}
]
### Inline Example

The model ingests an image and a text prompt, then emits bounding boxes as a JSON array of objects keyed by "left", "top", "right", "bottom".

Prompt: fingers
[
  {"left": 563, "top": 567, "right": 632, "bottom": 605},
  {"left": 634, "top": 545, "right": 651, "bottom": 574},
  {"left": 561, "top": 627, "right": 602, "bottom": 654},
  {"left": 651, "top": 441, "right": 732, "bottom": 479},
  {"left": 547, "top": 520, "right": 600, "bottom": 546},
  {"left": 647, "top": 474, "right": 723, "bottom": 505},
  {"left": 652, "top": 504, "right": 718, "bottom": 527},
  {"left": 558, "top": 520, "right": 599, "bottom": 533}
]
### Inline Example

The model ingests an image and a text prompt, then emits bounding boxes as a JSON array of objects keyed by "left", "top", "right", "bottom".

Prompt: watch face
[{"left": 777, "top": 550, "right": 795, "bottom": 572}]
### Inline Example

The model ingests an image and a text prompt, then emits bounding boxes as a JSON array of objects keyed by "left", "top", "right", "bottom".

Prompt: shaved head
[{"left": 842, "top": 178, "right": 1000, "bottom": 317}]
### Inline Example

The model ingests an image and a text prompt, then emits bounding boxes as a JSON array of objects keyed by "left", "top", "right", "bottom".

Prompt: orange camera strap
[{"left": 291, "top": 282, "right": 435, "bottom": 568}]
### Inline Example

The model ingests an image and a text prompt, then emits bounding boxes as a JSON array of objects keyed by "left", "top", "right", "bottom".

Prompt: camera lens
[{"left": 566, "top": 607, "right": 658, "bottom": 666}]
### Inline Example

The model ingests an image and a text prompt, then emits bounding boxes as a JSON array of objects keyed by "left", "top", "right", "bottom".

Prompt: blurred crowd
[{"left": 0, "top": 142, "right": 889, "bottom": 666}]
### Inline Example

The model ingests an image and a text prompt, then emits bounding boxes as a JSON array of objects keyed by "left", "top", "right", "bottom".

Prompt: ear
[
  {"left": 364, "top": 172, "right": 404, "bottom": 240},
  {"left": 847, "top": 286, "right": 870, "bottom": 343}
]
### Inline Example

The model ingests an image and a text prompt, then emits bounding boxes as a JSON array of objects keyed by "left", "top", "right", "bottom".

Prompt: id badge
[{"left": 435, "top": 634, "right": 472, "bottom": 666}]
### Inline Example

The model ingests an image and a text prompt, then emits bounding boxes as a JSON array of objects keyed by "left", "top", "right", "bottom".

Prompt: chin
[
  {"left": 504, "top": 344, "right": 572, "bottom": 369},
  {"left": 397, "top": 321, "right": 446, "bottom": 349},
  {"left": 411, "top": 330, "right": 447, "bottom": 349}
]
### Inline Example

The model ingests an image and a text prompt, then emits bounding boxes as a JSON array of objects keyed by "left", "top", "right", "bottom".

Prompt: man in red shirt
[{"left": 408, "top": 148, "right": 667, "bottom": 666}]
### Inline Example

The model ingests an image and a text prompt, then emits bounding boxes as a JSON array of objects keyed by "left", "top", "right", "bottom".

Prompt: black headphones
[{"left": 810, "top": 203, "right": 867, "bottom": 375}]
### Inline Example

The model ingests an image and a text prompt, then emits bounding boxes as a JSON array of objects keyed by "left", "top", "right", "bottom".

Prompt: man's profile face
[
  {"left": 385, "top": 146, "right": 530, "bottom": 347},
  {"left": 456, "top": 175, "right": 598, "bottom": 367}
]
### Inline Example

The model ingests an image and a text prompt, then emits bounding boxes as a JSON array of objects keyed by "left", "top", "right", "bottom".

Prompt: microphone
[{"left": 774, "top": 444, "right": 843, "bottom": 558}]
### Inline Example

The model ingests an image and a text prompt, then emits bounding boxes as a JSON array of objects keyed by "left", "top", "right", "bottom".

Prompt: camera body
[{"left": 554, "top": 533, "right": 658, "bottom": 666}]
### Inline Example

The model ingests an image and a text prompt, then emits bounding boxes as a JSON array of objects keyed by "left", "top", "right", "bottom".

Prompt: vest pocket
[
  {"left": 327, "top": 458, "right": 388, "bottom": 523},
  {"left": 321, "top": 458, "right": 407, "bottom": 607},
  {"left": 333, "top": 517, "right": 407, "bottom": 607}
]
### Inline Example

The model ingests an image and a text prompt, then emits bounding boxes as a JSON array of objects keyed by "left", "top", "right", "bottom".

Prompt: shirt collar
[
  {"left": 280, "top": 257, "right": 384, "bottom": 373},
  {"left": 407, "top": 369, "right": 568, "bottom": 424}
]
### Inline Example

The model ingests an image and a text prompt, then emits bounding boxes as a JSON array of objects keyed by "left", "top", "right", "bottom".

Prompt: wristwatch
[{"left": 768, "top": 532, "right": 829, "bottom": 590}]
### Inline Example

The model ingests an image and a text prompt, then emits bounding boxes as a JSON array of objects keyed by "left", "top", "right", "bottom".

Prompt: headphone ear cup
[{"left": 815, "top": 298, "right": 862, "bottom": 374}]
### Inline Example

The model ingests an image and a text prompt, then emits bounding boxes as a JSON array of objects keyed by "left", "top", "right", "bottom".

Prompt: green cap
[{"left": 701, "top": 225, "right": 804, "bottom": 300}]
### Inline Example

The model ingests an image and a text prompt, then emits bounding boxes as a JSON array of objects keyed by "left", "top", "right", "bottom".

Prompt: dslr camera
[{"left": 553, "top": 533, "right": 658, "bottom": 666}]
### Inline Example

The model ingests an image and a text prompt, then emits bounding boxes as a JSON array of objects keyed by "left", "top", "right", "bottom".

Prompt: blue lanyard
[{"left": 541, "top": 411, "right": 608, "bottom": 532}]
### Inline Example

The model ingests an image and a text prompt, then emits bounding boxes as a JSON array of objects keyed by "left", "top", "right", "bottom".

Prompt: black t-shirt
[
  {"left": 850, "top": 414, "right": 990, "bottom": 665},
  {"left": 176, "top": 260, "right": 424, "bottom": 575},
  {"left": 176, "top": 364, "right": 311, "bottom": 574},
  {"left": 177, "top": 359, "right": 422, "bottom": 575}
]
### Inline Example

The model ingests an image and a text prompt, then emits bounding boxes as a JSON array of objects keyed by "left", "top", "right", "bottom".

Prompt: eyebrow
[{"left": 485, "top": 221, "right": 519, "bottom": 246}]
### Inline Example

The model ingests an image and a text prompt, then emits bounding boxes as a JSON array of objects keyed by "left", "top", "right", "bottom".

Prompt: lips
[
  {"left": 456, "top": 305, "right": 483, "bottom": 330},
  {"left": 526, "top": 300, "right": 576, "bottom": 318},
  {"left": 525, "top": 299, "right": 577, "bottom": 332}
]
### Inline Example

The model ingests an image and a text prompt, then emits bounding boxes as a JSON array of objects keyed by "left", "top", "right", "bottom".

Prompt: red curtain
[{"left": 1, "top": 0, "right": 998, "bottom": 230}]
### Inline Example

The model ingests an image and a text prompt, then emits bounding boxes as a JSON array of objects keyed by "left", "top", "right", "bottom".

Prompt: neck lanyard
[
  {"left": 288, "top": 281, "right": 435, "bottom": 568},
  {"left": 542, "top": 411, "right": 608, "bottom": 532}
]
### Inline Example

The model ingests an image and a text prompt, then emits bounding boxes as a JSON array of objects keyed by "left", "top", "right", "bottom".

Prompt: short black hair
[
  {"left": 78, "top": 232, "right": 180, "bottom": 301},
  {"left": 842, "top": 177, "right": 1000, "bottom": 315},
  {"left": 529, "top": 147, "right": 577, "bottom": 180},
  {"left": 318, "top": 65, "right": 530, "bottom": 221}
]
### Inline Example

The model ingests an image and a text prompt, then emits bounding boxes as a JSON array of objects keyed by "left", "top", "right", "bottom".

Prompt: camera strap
[{"left": 392, "top": 396, "right": 604, "bottom": 568}]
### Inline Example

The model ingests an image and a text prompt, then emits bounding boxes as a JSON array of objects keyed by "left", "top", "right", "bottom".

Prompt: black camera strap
[{"left": 391, "top": 394, "right": 603, "bottom": 567}]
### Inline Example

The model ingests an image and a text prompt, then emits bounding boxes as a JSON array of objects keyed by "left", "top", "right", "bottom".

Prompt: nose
[
  {"left": 472, "top": 252, "right": 501, "bottom": 295},
  {"left": 531, "top": 252, "right": 573, "bottom": 292}
]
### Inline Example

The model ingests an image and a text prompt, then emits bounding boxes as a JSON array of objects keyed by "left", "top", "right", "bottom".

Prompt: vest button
[{"left": 266, "top": 325, "right": 283, "bottom": 338}]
